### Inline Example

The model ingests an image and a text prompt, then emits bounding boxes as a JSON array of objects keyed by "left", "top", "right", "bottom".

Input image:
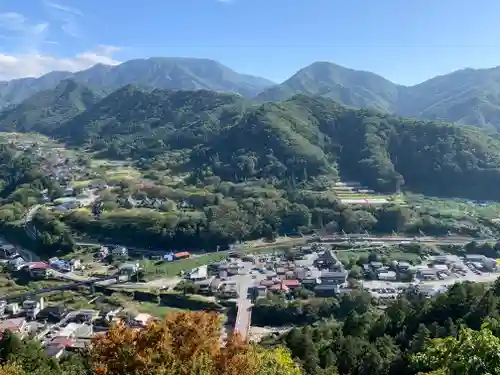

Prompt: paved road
[{"left": 233, "top": 274, "right": 254, "bottom": 340}]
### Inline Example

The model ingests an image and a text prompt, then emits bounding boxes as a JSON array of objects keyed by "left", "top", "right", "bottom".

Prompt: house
[
  {"left": 189, "top": 265, "right": 208, "bottom": 281},
  {"left": 416, "top": 268, "right": 437, "bottom": 280},
  {"left": 163, "top": 253, "right": 174, "bottom": 262},
  {"left": 45, "top": 341, "right": 70, "bottom": 359},
  {"left": 465, "top": 254, "right": 486, "bottom": 263},
  {"left": 112, "top": 246, "right": 128, "bottom": 257},
  {"left": 23, "top": 298, "right": 44, "bottom": 320},
  {"left": 70, "top": 259, "right": 82, "bottom": 270},
  {"left": 68, "top": 311, "right": 97, "bottom": 326},
  {"left": 315, "top": 270, "right": 349, "bottom": 296},
  {"left": 254, "top": 285, "right": 267, "bottom": 299},
  {"left": 378, "top": 271, "right": 397, "bottom": 281},
  {"left": 98, "top": 246, "right": 109, "bottom": 259},
  {"left": 6, "top": 303, "right": 20, "bottom": 315},
  {"left": 281, "top": 279, "right": 300, "bottom": 289},
  {"left": 397, "top": 262, "right": 411, "bottom": 272},
  {"left": 370, "top": 261, "right": 384, "bottom": 269},
  {"left": 51, "top": 260, "right": 72, "bottom": 272},
  {"left": 134, "top": 313, "right": 153, "bottom": 327},
  {"left": 119, "top": 263, "right": 139, "bottom": 275},
  {"left": 174, "top": 251, "right": 190, "bottom": 260},
  {"left": 37, "top": 306, "right": 68, "bottom": 323},
  {"left": 433, "top": 264, "right": 449, "bottom": 272},
  {"left": 269, "top": 283, "right": 288, "bottom": 293},
  {"left": 0, "top": 318, "right": 28, "bottom": 338},
  {"left": 27, "top": 262, "right": 49, "bottom": 279},
  {"left": 7, "top": 256, "right": 26, "bottom": 271},
  {"left": 301, "top": 277, "right": 319, "bottom": 288},
  {"left": 319, "top": 270, "right": 348, "bottom": 285},
  {"left": 265, "top": 271, "right": 277, "bottom": 280},
  {"left": 57, "top": 323, "right": 92, "bottom": 337}
]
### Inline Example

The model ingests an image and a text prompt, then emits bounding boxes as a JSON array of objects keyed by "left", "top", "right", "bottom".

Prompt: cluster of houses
[
  {"left": 192, "top": 245, "right": 351, "bottom": 298},
  {"left": 361, "top": 260, "right": 413, "bottom": 281},
  {"left": 0, "top": 301, "right": 157, "bottom": 360}
]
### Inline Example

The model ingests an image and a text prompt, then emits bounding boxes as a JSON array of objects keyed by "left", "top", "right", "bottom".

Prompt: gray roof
[{"left": 321, "top": 270, "right": 348, "bottom": 278}]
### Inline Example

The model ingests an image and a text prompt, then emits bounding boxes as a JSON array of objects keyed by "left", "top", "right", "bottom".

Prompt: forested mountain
[
  {"left": 257, "top": 62, "right": 500, "bottom": 130},
  {"left": 256, "top": 62, "right": 400, "bottom": 112},
  {"left": 0, "top": 80, "right": 103, "bottom": 134},
  {"left": 0, "top": 71, "right": 74, "bottom": 109},
  {"left": 57, "top": 85, "right": 251, "bottom": 158},
  {"left": 4, "top": 57, "right": 500, "bottom": 129},
  {"left": 0, "top": 57, "right": 274, "bottom": 108},
  {"left": 2, "top": 84, "right": 500, "bottom": 200}
]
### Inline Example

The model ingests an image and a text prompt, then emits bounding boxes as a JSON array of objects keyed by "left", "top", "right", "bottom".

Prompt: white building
[
  {"left": 189, "top": 265, "right": 208, "bottom": 281},
  {"left": 378, "top": 271, "right": 397, "bottom": 281}
]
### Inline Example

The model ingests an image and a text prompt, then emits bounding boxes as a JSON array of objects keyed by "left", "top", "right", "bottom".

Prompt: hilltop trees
[{"left": 412, "top": 325, "right": 500, "bottom": 375}]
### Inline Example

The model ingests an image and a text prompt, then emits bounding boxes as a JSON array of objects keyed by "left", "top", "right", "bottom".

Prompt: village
[{"left": 0, "top": 231, "right": 497, "bottom": 360}]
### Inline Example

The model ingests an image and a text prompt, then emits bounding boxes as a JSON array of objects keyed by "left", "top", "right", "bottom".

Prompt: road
[{"left": 233, "top": 274, "right": 254, "bottom": 340}]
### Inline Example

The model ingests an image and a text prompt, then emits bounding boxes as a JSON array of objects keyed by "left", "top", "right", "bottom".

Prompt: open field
[
  {"left": 335, "top": 247, "right": 422, "bottom": 264},
  {"left": 331, "top": 181, "right": 404, "bottom": 205},
  {"left": 139, "top": 236, "right": 305, "bottom": 278}
]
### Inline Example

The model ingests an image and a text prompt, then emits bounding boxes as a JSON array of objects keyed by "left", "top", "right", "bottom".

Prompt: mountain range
[
  {"left": 0, "top": 57, "right": 274, "bottom": 109},
  {"left": 1, "top": 80, "right": 500, "bottom": 200},
  {"left": 3, "top": 57, "right": 500, "bottom": 129}
]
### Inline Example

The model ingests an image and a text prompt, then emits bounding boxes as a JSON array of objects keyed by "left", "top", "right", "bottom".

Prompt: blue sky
[{"left": 1, "top": 0, "right": 500, "bottom": 84}]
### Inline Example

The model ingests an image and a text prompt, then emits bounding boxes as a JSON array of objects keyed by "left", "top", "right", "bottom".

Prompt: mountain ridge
[
  {"left": 0, "top": 57, "right": 275, "bottom": 108},
  {"left": 4, "top": 57, "right": 500, "bottom": 129},
  {"left": 257, "top": 62, "right": 500, "bottom": 130}
]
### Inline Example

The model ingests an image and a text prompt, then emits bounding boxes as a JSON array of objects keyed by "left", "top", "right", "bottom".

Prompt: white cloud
[
  {"left": 0, "top": 12, "right": 48, "bottom": 35},
  {"left": 44, "top": 1, "right": 83, "bottom": 38},
  {"left": 0, "top": 45, "right": 121, "bottom": 81},
  {"left": 45, "top": 1, "right": 83, "bottom": 17}
]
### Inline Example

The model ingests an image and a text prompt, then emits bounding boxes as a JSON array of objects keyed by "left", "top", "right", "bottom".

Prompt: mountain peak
[{"left": 0, "top": 57, "right": 274, "bottom": 108}]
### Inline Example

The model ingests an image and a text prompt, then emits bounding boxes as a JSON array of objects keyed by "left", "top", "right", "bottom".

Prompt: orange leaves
[{"left": 89, "top": 311, "right": 298, "bottom": 375}]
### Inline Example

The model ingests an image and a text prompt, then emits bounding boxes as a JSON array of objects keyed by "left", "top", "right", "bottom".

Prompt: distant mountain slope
[
  {"left": 257, "top": 62, "right": 400, "bottom": 112},
  {"left": 54, "top": 86, "right": 251, "bottom": 158},
  {"left": 0, "top": 57, "right": 274, "bottom": 108},
  {"left": 192, "top": 94, "right": 500, "bottom": 199},
  {"left": 0, "top": 71, "right": 73, "bottom": 108},
  {"left": 257, "top": 62, "right": 500, "bottom": 130},
  {"left": 0, "top": 79, "right": 103, "bottom": 133},
  {"left": 2, "top": 83, "right": 500, "bottom": 199}
]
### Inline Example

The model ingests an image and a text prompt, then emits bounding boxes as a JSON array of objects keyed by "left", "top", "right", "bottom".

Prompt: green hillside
[
  {"left": 257, "top": 62, "right": 500, "bottom": 131},
  {"left": 2, "top": 83, "right": 500, "bottom": 200}
]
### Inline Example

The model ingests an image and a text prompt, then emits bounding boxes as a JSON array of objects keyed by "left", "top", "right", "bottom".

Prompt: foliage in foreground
[
  {"left": 0, "top": 311, "right": 300, "bottom": 375},
  {"left": 412, "top": 325, "right": 500, "bottom": 375}
]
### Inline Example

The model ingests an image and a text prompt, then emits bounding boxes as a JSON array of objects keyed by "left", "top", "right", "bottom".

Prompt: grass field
[
  {"left": 138, "top": 237, "right": 304, "bottom": 278},
  {"left": 140, "top": 253, "right": 228, "bottom": 278},
  {"left": 335, "top": 247, "right": 422, "bottom": 264},
  {"left": 406, "top": 194, "right": 500, "bottom": 220}
]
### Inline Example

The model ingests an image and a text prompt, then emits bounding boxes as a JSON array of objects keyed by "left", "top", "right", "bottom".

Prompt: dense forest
[
  {"left": 2, "top": 84, "right": 500, "bottom": 201},
  {"left": 0, "top": 140, "right": 496, "bottom": 256},
  {"left": 260, "top": 278, "right": 500, "bottom": 375}
]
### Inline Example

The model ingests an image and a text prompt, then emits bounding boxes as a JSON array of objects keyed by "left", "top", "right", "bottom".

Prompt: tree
[
  {"left": 90, "top": 311, "right": 300, "bottom": 375},
  {"left": 412, "top": 325, "right": 500, "bottom": 375}
]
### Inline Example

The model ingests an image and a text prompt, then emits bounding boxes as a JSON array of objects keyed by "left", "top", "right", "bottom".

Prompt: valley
[{"left": 2, "top": 58, "right": 500, "bottom": 375}]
